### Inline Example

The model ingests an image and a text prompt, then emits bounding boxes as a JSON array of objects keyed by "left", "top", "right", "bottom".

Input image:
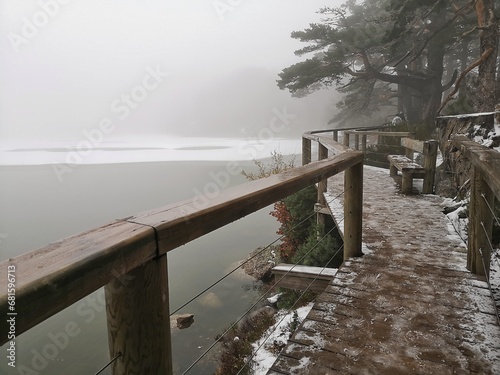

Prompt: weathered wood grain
[
  {"left": 130, "top": 152, "right": 364, "bottom": 256},
  {"left": 0, "top": 221, "right": 156, "bottom": 345},
  {"left": 106, "top": 255, "right": 172, "bottom": 375},
  {"left": 452, "top": 135, "right": 500, "bottom": 200},
  {"left": 344, "top": 161, "right": 363, "bottom": 258},
  {"left": 0, "top": 150, "right": 363, "bottom": 349}
]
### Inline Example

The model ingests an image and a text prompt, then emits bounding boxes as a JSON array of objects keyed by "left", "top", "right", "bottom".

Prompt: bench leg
[
  {"left": 401, "top": 171, "right": 413, "bottom": 194},
  {"left": 390, "top": 164, "right": 398, "bottom": 177}
]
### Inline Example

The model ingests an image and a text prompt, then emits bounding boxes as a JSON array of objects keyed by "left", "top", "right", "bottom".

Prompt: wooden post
[
  {"left": 105, "top": 255, "right": 173, "bottom": 375},
  {"left": 468, "top": 167, "right": 494, "bottom": 277},
  {"left": 401, "top": 171, "right": 413, "bottom": 194},
  {"left": 354, "top": 134, "right": 360, "bottom": 150},
  {"left": 361, "top": 135, "right": 367, "bottom": 152},
  {"left": 344, "top": 132, "right": 350, "bottom": 148},
  {"left": 302, "top": 137, "right": 312, "bottom": 166},
  {"left": 389, "top": 164, "right": 398, "bottom": 177},
  {"left": 422, "top": 140, "right": 438, "bottom": 194},
  {"left": 317, "top": 143, "right": 328, "bottom": 203},
  {"left": 317, "top": 144, "right": 329, "bottom": 233},
  {"left": 344, "top": 161, "right": 363, "bottom": 259},
  {"left": 333, "top": 130, "right": 338, "bottom": 142},
  {"left": 405, "top": 147, "right": 414, "bottom": 160}
]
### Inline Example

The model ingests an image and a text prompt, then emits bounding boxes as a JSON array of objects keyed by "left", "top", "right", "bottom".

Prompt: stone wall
[{"left": 434, "top": 112, "right": 494, "bottom": 197}]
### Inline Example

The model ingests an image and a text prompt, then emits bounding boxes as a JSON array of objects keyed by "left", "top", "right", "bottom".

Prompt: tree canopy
[{"left": 278, "top": 0, "right": 498, "bottom": 131}]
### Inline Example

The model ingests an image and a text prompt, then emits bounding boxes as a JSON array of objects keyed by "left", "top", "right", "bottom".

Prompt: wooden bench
[{"left": 387, "top": 138, "right": 438, "bottom": 194}]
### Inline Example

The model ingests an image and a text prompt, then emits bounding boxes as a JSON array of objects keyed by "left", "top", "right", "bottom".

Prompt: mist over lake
[{"left": 0, "top": 150, "right": 292, "bottom": 374}]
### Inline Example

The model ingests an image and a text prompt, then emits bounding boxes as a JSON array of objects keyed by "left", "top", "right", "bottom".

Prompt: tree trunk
[
  {"left": 476, "top": 0, "right": 499, "bottom": 111},
  {"left": 421, "top": 37, "right": 446, "bottom": 132}
]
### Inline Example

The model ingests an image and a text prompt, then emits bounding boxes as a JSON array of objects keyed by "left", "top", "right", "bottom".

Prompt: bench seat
[{"left": 387, "top": 154, "right": 425, "bottom": 193}]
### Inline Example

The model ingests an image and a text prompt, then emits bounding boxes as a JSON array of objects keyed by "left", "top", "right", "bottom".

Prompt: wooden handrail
[
  {"left": 452, "top": 135, "right": 500, "bottom": 277},
  {"left": 0, "top": 148, "right": 364, "bottom": 374},
  {"left": 302, "top": 133, "right": 351, "bottom": 155},
  {"left": 452, "top": 136, "right": 500, "bottom": 200}
]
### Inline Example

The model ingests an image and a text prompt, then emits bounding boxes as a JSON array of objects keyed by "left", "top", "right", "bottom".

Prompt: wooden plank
[
  {"left": 316, "top": 135, "right": 350, "bottom": 155},
  {"left": 130, "top": 151, "right": 365, "bottom": 255},
  {"left": 468, "top": 166, "right": 494, "bottom": 277},
  {"left": 402, "top": 170, "right": 413, "bottom": 193},
  {"left": 272, "top": 264, "right": 338, "bottom": 278},
  {"left": 343, "top": 132, "right": 350, "bottom": 147},
  {"left": 273, "top": 275, "right": 331, "bottom": 293},
  {"left": 401, "top": 137, "right": 425, "bottom": 154},
  {"left": 302, "top": 134, "right": 350, "bottom": 155},
  {"left": 344, "top": 162, "right": 363, "bottom": 258},
  {"left": 106, "top": 255, "right": 172, "bottom": 374},
  {"left": 422, "top": 140, "right": 438, "bottom": 194},
  {"left": 452, "top": 135, "right": 500, "bottom": 200},
  {"left": 0, "top": 222, "right": 157, "bottom": 344},
  {"left": 302, "top": 137, "right": 311, "bottom": 165},
  {"left": 387, "top": 155, "right": 425, "bottom": 172},
  {"left": 349, "top": 131, "right": 414, "bottom": 137}
]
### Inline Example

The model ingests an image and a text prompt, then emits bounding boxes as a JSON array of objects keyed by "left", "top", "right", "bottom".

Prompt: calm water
[{"left": 0, "top": 160, "right": 280, "bottom": 374}]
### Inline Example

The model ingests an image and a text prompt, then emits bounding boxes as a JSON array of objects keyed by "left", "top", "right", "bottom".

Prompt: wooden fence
[
  {"left": 452, "top": 135, "right": 500, "bottom": 278},
  {"left": 0, "top": 142, "right": 364, "bottom": 374}
]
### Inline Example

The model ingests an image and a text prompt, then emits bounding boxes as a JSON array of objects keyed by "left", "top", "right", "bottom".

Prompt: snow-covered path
[{"left": 269, "top": 166, "right": 500, "bottom": 374}]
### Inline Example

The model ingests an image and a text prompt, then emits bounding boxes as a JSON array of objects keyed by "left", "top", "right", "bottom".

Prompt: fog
[{"left": 0, "top": 0, "right": 343, "bottom": 147}]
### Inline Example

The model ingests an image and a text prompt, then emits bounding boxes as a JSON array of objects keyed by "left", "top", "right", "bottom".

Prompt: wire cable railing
[
  {"left": 477, "top": 192, "right": 500, "bottom": 326},
  {"left": 236, "top": 241, "right": 345, "bottom": 374},
  {"left": 181, "top": 224, "right": 343, "bottom": 374},
  {"left": 95, "top": 352, "right": 122, "bottom": 375},
  {"left": 179, "top": 189, "right": 347, "bottom": 374}
]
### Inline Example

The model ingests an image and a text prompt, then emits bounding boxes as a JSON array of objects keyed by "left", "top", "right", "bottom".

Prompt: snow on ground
[
  {"left": 445, "top": 204, "right": 468, "bottom": 245},
  {"left": 250, "top": 302, "right": 314, "bottom": 375}
]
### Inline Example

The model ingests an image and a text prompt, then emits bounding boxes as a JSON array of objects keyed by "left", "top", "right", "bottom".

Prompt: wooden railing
[
  {"left": 0, "top": 139, "right": 364, "bottom": 374},
  {"left": 452, "top": 136, "right": 500, "bottom": 278},
  {"left": 343, "top": 130, "right": 414, "bottom": 151}
]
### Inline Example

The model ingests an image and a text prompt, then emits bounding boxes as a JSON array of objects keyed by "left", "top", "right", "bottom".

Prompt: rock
[
  {"left": 176, "top": 314, "right": 195, "bottom": 329},
  {"left": 241, "top": 245, "right": 278, "bottom": 281},
  {"left": 170, "top": 314, "right": 195, "bottom": 330},
  {"left": 199, "top": 292, "right": 222, "bottom": 308},
  {"left": 435, "top": 113, "right": 494, "bottom": 197}
]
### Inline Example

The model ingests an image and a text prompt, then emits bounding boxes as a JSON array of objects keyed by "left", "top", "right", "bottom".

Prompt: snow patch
[
  {"left": 290, "top": 356, "right": 311, "bottom": 372},
  {"left": 250, "top": 303, "right": 314, "bottom": 375}
]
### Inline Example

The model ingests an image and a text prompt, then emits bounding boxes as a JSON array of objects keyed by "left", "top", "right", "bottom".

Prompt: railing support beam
[
  {"left": 468, "top": 166, "right": 494, "bottom": 277},
  {"left": 344, "top": 161, "right": 363, "bottom": 259},
  {"left": 422, "top": 140, "right": 438, "bottom": 194},
  {"left": 105, "top": 255, "right": 173, "bottom": 375},
  {"left": 302, "top": 137, "right": 312, "bottom": 166},
  {"left": 344, "top": 131, "right": 350, "bottom": 148},
  {"left": 317, "top": 144, "right": 329, "bottom": 233}
]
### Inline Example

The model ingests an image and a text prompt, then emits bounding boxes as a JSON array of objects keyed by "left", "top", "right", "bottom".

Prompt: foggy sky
[{"left": 0, "top": 0, "right": 343, "bottom": 145}]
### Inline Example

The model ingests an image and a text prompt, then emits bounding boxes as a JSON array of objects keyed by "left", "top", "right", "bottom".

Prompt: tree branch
[
  {"left": 437, "top": 46, "right": 494, "bottom": 114},
  {"left": 395, "top": 0, "right": 476, "bottom": 67},
  {"left": 442, "top": 69, "right": 459, "bottom": 91}
]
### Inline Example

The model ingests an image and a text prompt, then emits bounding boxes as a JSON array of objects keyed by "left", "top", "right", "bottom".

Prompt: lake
[{"left": 0, "top": 140, "right": 300, "bottom": 374}]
